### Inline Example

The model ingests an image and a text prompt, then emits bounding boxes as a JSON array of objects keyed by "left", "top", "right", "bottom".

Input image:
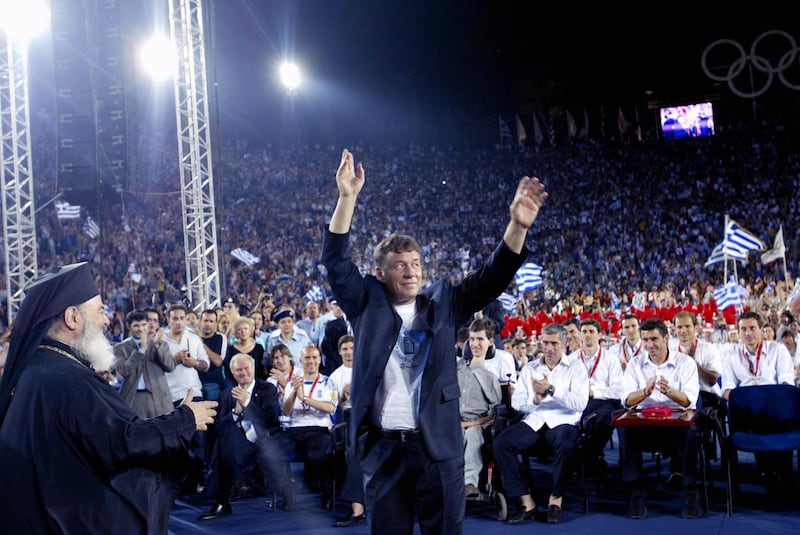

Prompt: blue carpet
[{"left": 169, "top": 436, "right": 798, "bottom": 534}]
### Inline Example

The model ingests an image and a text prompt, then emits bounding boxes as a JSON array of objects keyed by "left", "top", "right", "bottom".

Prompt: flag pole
[
  {"left": 723, "top": 214, "right": 729, "bottom": 283},
  {"left": 781, "top": 224, "right": 791, "bottom": 291}
]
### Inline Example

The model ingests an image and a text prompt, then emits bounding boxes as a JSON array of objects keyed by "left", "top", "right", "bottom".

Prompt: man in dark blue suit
[
  {"left": 322, "top": 148, "right": 549, "bottom": 534},
  {"left": 199, "top": 353, "right": 288, "bottom": 520}
]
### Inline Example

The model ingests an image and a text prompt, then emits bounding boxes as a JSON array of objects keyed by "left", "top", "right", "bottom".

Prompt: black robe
[{"left": 0, "top": 340, "right": 197, "bottom": 534}]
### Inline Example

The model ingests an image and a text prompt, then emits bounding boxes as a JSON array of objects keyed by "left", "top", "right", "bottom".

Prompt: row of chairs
[{"left": 480, "top": 384, "right": 800, "bottom": 519}]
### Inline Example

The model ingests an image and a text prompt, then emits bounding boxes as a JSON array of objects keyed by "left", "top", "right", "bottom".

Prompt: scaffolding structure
[
  {"left": 169, "top": 0, "right": 220, "bottom": 311},
  {"left": 0, "top": 34, "right": 38, "bottom": 323}
]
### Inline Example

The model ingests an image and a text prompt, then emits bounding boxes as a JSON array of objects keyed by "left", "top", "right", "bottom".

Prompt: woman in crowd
[{"left": 224, "top": 317, "right": 265, "bottom": 383}]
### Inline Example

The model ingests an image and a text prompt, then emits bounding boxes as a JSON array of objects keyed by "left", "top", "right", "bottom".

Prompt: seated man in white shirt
[
  {"left": 570, "top": 318, "right": 623, "bottom": 475},
  {"left": 494, "top": 323, "right": 589, "bottom": 525},
  {"left": 619, "top": 318, "right": 700, "bottom": 520},
  {"left": 720, "top": 310, "right": 795, "bottom": 490},
  {"left": 280, "top": 344, "right": 339, "bottom": 509}
]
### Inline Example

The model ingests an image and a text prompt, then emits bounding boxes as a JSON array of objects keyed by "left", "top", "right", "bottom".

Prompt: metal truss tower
[
  {"left": 169, "top": 0, "right": 220, "bottom": 311},
  {"left": 0, "top": 34, "right": 38, "bottom": 323}
]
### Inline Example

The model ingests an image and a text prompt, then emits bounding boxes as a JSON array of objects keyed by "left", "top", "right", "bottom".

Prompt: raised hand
[
  {"left": 510, "top": 176, "right": 548, "bottom": 230},
  {"left": 336, "top": 149, "right": 365, "bottom": 198}
]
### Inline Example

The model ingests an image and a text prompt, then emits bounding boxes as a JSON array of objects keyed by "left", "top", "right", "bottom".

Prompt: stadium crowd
[{"left": 2, "top": 109, "right": 797, "bottom": 341}]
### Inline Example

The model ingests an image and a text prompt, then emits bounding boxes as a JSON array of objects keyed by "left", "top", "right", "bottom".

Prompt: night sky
[{"left": 26, "top": 1, "right": 800, "bottom": 146}]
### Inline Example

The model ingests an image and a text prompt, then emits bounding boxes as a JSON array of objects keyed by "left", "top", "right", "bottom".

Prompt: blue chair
[{"left": 724, "top": 384, "right": 800, "bottom": 516}]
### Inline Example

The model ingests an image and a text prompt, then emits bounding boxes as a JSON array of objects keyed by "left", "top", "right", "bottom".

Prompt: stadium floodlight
[
  {"left": 0, "top": 0, "right": 50, "bottom": 43},
  {"left": 139, "top": 35, "right": 176, "bottom": 81},
  {"left": 279, "top": 62, "right": 301, "bottom": 91}
]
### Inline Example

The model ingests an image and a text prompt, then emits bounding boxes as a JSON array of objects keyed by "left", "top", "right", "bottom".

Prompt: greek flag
[
  {"left": 83, "top": 216, "right": 100, "bottom": 239},
  {"left": 704, "top": 240, "right": 747, "bottom": 268},
  {"left": 713, "top": 281, "right": 741, "bottom": 311},
  {"left": 55, "top": 200, "right": 81, "bottom": 220},
  {"left": 515, "top": 262, "right": 543, "bottom": 293},
  {"left": 231, "top": 247, "right": 260, "bottom": 266},
  {"left": 304, "top": 284, "right": 325, "bottom": 303},
  {"left": 497, "top": 292, "right": 519, "bottom": 315},
  {"left": 725, "top": 218, "right": 765, "bottom": 253}
]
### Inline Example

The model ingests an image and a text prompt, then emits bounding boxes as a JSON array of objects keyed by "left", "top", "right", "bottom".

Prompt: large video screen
[{"left": 659, "top": 102, "right": 715, "bottom": 140}]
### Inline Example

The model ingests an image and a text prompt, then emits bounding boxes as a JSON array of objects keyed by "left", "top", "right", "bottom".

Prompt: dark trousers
[
  {"left": 618, "top": 424, "right": 698, "bottom": 490},
  {"left": 581, "top": 398, "right": 621, "bottom": 460},
  {"left": 494, "top": 422, "right": 578, "bottom": 499},
  {"left": 174, "top": 397, "right": 207, "bottom": 487},
  {"left": 358, "top": 429, "right": 464, "bottom": 535},
  {"left": 208, "top": 426, "right": 289, "bottom": 504},
  {"left": 276, "top": 426, "right": 333, "bottom": 488}
]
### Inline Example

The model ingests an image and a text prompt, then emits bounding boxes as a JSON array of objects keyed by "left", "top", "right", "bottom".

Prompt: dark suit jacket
[
  {"left": 113, "top": 337, "right": 176, "bottom": 418},
  {"left": 322, "top": 229, "right": 527, "bottom": 462},
  {"left": 217, "top": 378, "right": 281, "bottom": 440},
  {"left": 320, "top": 316, "right": 347, "bottom": 376}
]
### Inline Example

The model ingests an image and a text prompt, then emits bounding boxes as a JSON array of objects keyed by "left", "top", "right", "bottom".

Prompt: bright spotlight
[
  {"left": 139, "top": 35, "right": 176, "bottom": 81},
  {"left": 0, "top": 0, "right": 50, "bottom": 43},
  {"left": 279, "top": 62, "right": 302, "bottom": 91}
]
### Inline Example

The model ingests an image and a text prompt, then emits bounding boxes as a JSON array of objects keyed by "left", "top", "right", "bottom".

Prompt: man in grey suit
[{"left": 114, "top": 309, "right": 176, "bottom": 418}]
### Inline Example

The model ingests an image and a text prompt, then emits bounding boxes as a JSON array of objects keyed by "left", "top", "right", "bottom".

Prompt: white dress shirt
[
  {"left": 720, "top": 340, "right": 794, "bottom": 392},
  {"left": 512, "top": 357, "right": 589, "bottom": 432},
  {"left": 622, "top": 350, "right": 699, "bottom": 410}
]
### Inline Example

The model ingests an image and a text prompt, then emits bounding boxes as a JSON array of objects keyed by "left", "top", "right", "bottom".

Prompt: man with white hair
[{"left": 0, "top": 262, "right": 217, "bottom": 533}]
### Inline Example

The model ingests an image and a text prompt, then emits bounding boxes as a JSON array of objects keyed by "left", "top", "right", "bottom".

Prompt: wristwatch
[
  {"left": 665, "top": 388, "right": 673, "bottom": 397},
  {"left": 545, "top": 385, "right": 556, "bottom": 397}
]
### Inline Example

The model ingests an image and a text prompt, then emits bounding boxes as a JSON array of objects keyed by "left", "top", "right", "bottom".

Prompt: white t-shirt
[
  {"left": 371, "top": 302, "right": 427, "bottom": 430},
  {"left": 164, "top": 330, "right": 210, "bottom": 402},
  {"left": 329, "top": 364, "right": 354, "bottom": 411}
]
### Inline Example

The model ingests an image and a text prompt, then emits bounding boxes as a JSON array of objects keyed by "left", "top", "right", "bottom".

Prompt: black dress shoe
[
  {"left": 682, "top": 489, "right": 701, "bottom": 519},
  {"left": 507, "top": 506, "right": 536, "bottom": 524},
  {"left": 628, "top": 491, "right": 647, "bottom": 520},
  {"left": 546, "top": 504, "right": 563, "bottom": 524},
  {"left": 198, "top": 502, "right": 232, "bottom": 521},
  {"left": 335, "top": 512, "right": 367, "bottom": 527},
  {"left": 229, "top": 483, "right": 251, "bottom": 502}
]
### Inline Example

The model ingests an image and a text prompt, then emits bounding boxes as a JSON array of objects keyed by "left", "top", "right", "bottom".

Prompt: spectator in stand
[
  {"left": 296, "top": 300, "right": 324, "bottom": 346},
  {"left": 266, "top": 305, "right": 312, "bottom": 368},
  {"left": 226, "top": 317, "right": 265, "bottom": 384},
  {"left": 113, "top": 309, "right": 176, "bottom": 418},
  {"left": 266, "top": 343, "right": 300, "bottom": 405},
  {"left": 319, "top": 298, "right": 349, "bottom": 376},
  {"left": 607, "top": 314, "right": 646, "bottom": 371}
]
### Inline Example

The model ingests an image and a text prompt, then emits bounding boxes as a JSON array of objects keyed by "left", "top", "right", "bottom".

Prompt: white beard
[{"left": 74, "top": 315, "right": 115, "bottom": 372}]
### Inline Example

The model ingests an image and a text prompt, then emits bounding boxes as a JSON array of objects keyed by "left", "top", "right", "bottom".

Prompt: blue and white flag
[
  {"left": 704, "top": 240, "right": 747, "bottom": 268},
  {"left": 231, "top": 247, "right": 260, "bottom": 266},
  {"left": 55, "top": 200, "right": 81, "bottom": 220},
  {"left": 515, "top": 262, "right": 543, "bottom": 294},
  {"left": 713, "top": 281, "right": 741, "bottom": 311},
  {"left": 304, "top": 284, "right": 325, "bottom": 303},
  {"left": 83, "top": 216, "right": 100, "bottom": 239},
  {"left": 497, "top": 292, "right": 519, "bottom": 315},
  {"left": 725, "top": 218, "right": 765, "bottom": 253}
]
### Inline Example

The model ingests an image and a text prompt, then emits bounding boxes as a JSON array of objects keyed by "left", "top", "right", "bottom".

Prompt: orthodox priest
[{"left": 0, "top": 263, "right": 218, "bottom": 534}]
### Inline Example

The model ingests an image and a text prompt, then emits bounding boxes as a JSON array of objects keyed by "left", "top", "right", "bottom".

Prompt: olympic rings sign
[{"left": 702, "top": 30, "right": 800, "bottom": 98}]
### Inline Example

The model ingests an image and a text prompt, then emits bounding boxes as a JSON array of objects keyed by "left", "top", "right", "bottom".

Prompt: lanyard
[
  {"left": 580, "top": 348, "right": 603, "bottom": 379},
  {"left": 622, "top": 341, "right": 642, "bottom": 363},
  {"left": 301, "top": 375, "right": 320, "bottom": 414},
  {"left": 741, "top": 342, "right": 763, "bottom": 376}
]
